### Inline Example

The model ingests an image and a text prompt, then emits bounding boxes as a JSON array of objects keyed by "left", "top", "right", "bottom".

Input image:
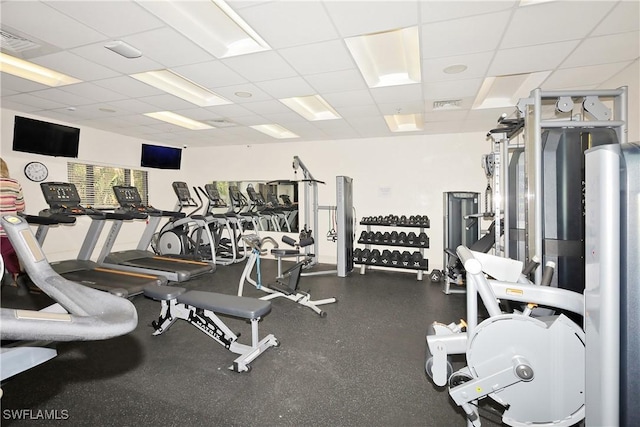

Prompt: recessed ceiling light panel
[
  {"left": 250, "top": 124, "right": 299, "bottom": 139},
  {"left": 384, "top": 113, "right": 424, "bottom": 132},
  {"left": 136, "top": 0, "right": 270, "bottom": 58},
  {"left": 345, "top": 26, "right": 421, "bottom": 88},
  {"left": 279, "top": 95, "right": 341, "bottom": 121},
  {"left": 131, "top": 69, "right": 231, "bottom": 107},
  {"left": 473, "top": 71, "right": 551, "bottom": 109},
  {"left": 145, "top": 111, "right": 213, "bottom": 130},
  {"left": 0, "top": 52, "right": 81, "bottom": 87}
]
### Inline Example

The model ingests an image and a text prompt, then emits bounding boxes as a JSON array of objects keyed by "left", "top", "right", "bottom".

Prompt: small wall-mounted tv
[
  {"left": 141, "top": 143, "right": 182, "bottom": 170},
  {"left": 13, "top": 116, "right": 80, "bottom": 158}
]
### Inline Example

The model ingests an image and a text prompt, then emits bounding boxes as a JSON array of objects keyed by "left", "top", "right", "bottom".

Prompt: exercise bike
[{"left": 425, "top": 246, "right": 585, "bottom": 426}]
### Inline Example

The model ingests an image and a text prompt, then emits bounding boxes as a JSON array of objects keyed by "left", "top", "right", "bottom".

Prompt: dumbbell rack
[{"left": 354, "top": 215, "right": 429, "bottom": 281}]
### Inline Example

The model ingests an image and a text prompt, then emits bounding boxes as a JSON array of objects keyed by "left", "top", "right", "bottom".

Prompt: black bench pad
[
  {"left": 144, "top": 285, "right": 187, "bottom": 300},
  {"left": 178, "top": 291, "right": 271, "bottom": 319},
  {"left": 271, "top": 249, "right": 300, "bottom": 257}
]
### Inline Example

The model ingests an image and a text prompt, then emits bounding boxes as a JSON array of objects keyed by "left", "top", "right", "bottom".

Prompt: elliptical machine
[{"left": 154, "top": 182, "right": 215, "bottom": 263}]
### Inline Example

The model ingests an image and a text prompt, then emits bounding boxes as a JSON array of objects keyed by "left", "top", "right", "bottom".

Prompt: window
[{"left": 68, "top": 162, "right": 148, "bottom": 208}]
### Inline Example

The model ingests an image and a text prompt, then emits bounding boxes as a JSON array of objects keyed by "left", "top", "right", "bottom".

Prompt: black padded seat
[
  {"left": 144, "top": 285, "right": 186, "bottom": 300},
  {"left": 271, "top": 249, "right": 301, "bottom": 257},
  {"left": 178, "top": 291, "right": 271, "bottom": 319}
]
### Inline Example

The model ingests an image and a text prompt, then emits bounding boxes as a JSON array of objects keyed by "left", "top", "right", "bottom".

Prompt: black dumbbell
[
  {"left": 390, "top": 250, "right": 401, "bottom": 266},
  {"left": 429, "top": 269, "right": 442, "bottom": 283},
  {"left": 353, "top": 248, "right": 362, "bottom": 263},
  {"left": 367, "top": 231, "right": 375, "bottom": 242},
  {"left": 398, "top": 232, "right": 407, "bottom": 244},
  {"left": 362, "top": 249, "right": 371, "bottom": 263},
  {"left": 420, "top": 215, "right": 430, "bottom": 227},
  {"left": 370, "top": 249, "right": 382, "bottom": 265},
  {"left": 359, "top": 231, "right": 368, "bottom": 243},
  {"left": 401, "top": 251, "right": 412, "bottom": 267},
  {"left": 411, "top": 252, "right": 423, "bottom": 267},
  {"left": 418, "top": 232, "right": 429, "bottom": 247},
  {"left": 390, "top": 231, "right": 399, "bottom": 244},
  {"left": 382, "top": 232, "right": 390, "bottom": 243},
  {"left": 381, "top": 249, "right": 392, "bottom": 265},
  {"left": 374, "top": 231, "right": 383, "bottom": 243},
  {"left": 399, "top": 215, "right": 407, "bottom": 225},
  {"left": 407, "top": 232, "right": 417, "bottom": 245}
]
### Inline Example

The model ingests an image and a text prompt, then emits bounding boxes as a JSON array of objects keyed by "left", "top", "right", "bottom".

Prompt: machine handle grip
[
  {"left": 282, "top": 235, "right": 296, "bottom": 247},
  {"left": 540, "top": 261, "right": 556, "bottom": 287}
]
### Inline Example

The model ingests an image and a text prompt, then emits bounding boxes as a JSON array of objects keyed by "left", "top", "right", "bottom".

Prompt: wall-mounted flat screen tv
[
  {"left": 141, "top": 143, "right": 182, "bottom": 170},
  {"left": 13, "top": 116, "right": 80, "bottom": 158}
]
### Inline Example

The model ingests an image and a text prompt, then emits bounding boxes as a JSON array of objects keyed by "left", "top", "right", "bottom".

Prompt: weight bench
[{"left": 144, "top": 285, "right": 278, "bottom": 372}]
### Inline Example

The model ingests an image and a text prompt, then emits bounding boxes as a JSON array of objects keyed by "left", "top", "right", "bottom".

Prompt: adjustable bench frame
[{"left": 145, "top": 286, "right": 278, "bottom": 372}]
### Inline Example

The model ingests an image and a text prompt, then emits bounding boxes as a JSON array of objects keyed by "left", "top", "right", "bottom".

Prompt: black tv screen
[
  {"left": 13, "top": 116, "right": 80, "bottom": 158},
  {"left": 141, "top": 144, "right": 182, "bottom": 170}
]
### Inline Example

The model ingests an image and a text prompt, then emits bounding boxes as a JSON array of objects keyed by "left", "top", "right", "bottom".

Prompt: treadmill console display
[
  {"left": 40, "top": 182, "right": 84, "bottom": 213},
  {"left": 113, "top": 186, "right": 142, "bottom": 207}
]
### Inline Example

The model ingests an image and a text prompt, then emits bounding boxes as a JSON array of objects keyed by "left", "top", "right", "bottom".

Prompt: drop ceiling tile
[
  {"left": 238, "top": 1, "right": 338, "bottom": 49},
  {"left": 242, "top": 100, "right": 292, "bottom": 115},
  {"left": 46, "top": 1, "right": 164, "bottom": 38},
  {"left": 561, "top": 32, "right": 640, "bottom": 68},
  {"left": 2, "top": 94, "right": 63, "bottom": 112},
  {"left": 213, "top": 84, "right": 272, "bottom": 103},
  {"left": 370, "top": 84, "right": 423, "bottom": 104},
  {"left": 30, "top": 88, "right": 96, "bottom": 107},
  {"left": 121, "top": 27, "right": 212, "bottom": 68},
  {"left": 425, "top": 109, "right": 468, "bottom": 123},
  {"left": 173, "top": 61, "right": 248, "bottom": 90},
  {"left": 139, "top": 94, "right": 200, "bottom": 110},
  {"left": 260, "top": 111, "right": 309, "bottom": 124},
  {"left": 543, "top": 62, "right": 633, "bottom": 90},
  {"left": 0, "top": 74, "right": 49, "bottom": 93},
  {"left": 222, "top": 51, "right": 298, "bottom": 82},
  {"left": 466, "top": 107, "right": 517, "bottom": 123},
  {"left": 488, "top": 40, "right": 580, "bottom": 75},
  {"left": 31, "top": 51, "right": 120, "bottom": 81},
  {"left": 421, "top": 10, "right": 510, "bottom": 58},
  {"left": 324, "top": 1, "right": 419, "bottom": 38},
  {"left": 313, "top": 120, "right": 359, "bottom": 139},
  {"left": 322, "top": 90, "right": 375, "bottom": 107},
  {"left": 593, "top": 1, "right": 640, "bottom": 36},
  {"left": 377, "top": 100, "right": 425, "bottom": 115},
  {"left": 70, "top": 42, "right": 163, "bottom": 75},
  {"left": 501, "top": 1, "right": 616, "bottom": 49},
  {"left": 422, "top": 52, "right": 492, "bottom": 82},
  {"left": 1, "top": 1, "right": 106, "bottom": 49},
  {"left": 278, "top": 40, "right": 354, "bottom": 76},
  {"left": 425, "top": 97, "right": 474, "bottom": 113},
  {"left": 57, "top": 83, "right": 128, "bottom": 103},
  {"left": 347, "top": 116, "right": 391, "bottom": 135},
  {"left": 420, "top": 1, "right": 516, "bottom": 23},
  {"left": 34, "top": 110, "right": 79, "bottom": 123},
  {"left": 255, "top": 77, "right": 316, "bottom": 99},
  {"left": 334, "top": 104, "right": 381, "bottom": 119},
  {"left": 107, "top": 98, "right": 161, "bottom": 114},
  {"left": 423, "top": 78, "right": 482, "bottom": 100},
  {"left": 231, "top": 115, "right": 272, "bottom": 126},
  {"left": 202, "top": 103, "right": 255, "bottom": 118},
  {"left": 305, "top": 69, "right": 367, "bottom": 94}
]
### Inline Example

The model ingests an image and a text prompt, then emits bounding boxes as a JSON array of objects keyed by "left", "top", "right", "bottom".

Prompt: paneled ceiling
[{"left": 1, "top": 0, "right": 638, "bottom": 147}]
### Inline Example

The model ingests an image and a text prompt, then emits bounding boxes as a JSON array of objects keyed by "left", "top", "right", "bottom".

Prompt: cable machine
[{"left": 292, "top": 156, "right": 354, "bottom": 277}]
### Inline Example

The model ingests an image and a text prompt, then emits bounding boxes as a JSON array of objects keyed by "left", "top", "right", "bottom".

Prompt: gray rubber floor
[{"left": 1, "top": 259, "right": 506, "bottom": 427}]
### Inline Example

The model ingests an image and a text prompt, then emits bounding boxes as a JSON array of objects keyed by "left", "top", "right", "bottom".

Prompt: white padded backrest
[{"left": 1, "top": 215, "right": 138, "bottom": 342}]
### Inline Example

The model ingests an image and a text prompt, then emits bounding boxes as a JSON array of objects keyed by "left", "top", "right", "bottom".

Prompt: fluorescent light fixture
[
  {"left": 136, "top": 0, "right": 270, "bottom": 58},
  {"left": 279, "top": 95, "right": 341, "bottom": 121},
  {"left": 131, "top": 69, "right": 231, "bottom": 107},
  {"left": 384, "top": 113, "right": 424, "bottom": 132},
  {"left": 519, "top": 0, "right": 555, "bottom": 6},
  {"left": 345, "top": 26, "right": 421, "bottom": 88},
  {"left": 472, "top": 71, "right": 551, "bottom": 109},
  {"left": 250, "top": 124, "right": 299, "bottom": 139},
  {"left": 0, "top": 52, "right": 81, "bottom": 87},
  {"left": 105, "top": 40, "right": 142, "bottom": 59},
  {"left": 144, "top": 111, "right": 213, "bottom": 130}
]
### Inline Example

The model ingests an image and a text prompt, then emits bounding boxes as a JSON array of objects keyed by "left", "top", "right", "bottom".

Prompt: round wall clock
[{"left": 24, "top": 161, "right": 49, "bottom": 182}]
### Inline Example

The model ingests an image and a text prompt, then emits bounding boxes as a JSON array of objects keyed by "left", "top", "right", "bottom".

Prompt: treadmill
[
  {"left": 96, "top": 185, "right": 214, "bottom": 282},
  {"left": 39, "top": 182, "right": 167, "bottom": 297}
]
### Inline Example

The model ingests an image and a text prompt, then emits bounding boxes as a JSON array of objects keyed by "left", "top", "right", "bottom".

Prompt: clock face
[{"left": 24, "top": 161, "right": 48, "bottom": 182}]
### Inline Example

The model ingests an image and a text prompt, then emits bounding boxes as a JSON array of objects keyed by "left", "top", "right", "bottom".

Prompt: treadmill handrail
[{"left": 0, "top": 215, "right": 138, "bottom": 342}]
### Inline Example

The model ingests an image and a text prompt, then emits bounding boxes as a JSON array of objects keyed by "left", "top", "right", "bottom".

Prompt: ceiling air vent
[
  {"left": 433, "top": 99, "right": 462, "bottom": 110},
  {"left": 0, "top": 30, "right": 40, "bottom": 52}
]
